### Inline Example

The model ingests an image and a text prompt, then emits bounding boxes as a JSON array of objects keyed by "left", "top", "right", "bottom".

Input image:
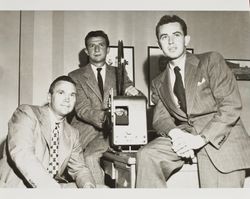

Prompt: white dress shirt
[
  {"left": 48, "top": 107, "right": 64, "bottom": 135},
  {"left": 91, "top": 64, "right": 106, "bottom": 84}
]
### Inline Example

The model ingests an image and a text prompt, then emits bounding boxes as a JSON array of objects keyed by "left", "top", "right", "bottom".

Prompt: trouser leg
[
  {"left": 84, "top": 135, "right": 109, "bottom": 185},
  {"left": 136, "top": 137, "right": 184, "bottom": 188},
  {"left": 197, "top": 150, "right": 246, "bottom": 188}
]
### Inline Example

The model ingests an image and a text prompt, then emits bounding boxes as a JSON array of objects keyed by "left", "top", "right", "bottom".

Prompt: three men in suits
[
  {"left": 68, "top": 30, "right": 141, "bottom": 185},
  {"left": 136, "top": 15, "right": 250, "bottom": 187},
  {"left": 0, "top": 76, "right": 96, "bottom": 188}
]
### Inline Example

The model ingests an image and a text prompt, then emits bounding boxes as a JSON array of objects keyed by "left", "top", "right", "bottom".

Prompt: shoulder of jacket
[
  {"left": 106, "top": 64, "right": 116, "bottom": 70},
  {"left": 12, "top": 104, "right": 41, "bottom": 123},
  {"left": 196, "top": 51, "right": 224, "bottom": 61},
  {"left": 17, "top": 104, "right": 36, "bottom": 113},
  {"left": 65, "top": 121, "right": 79, "bottom": 136},
  {"left": 69, "top": 66, "right": 90, "bottom": 77},
  {"left": 152, "top": 69, "right": 166, "bottom": 84},
  {"left": 69, "top": 68, "right": 82, "bottom": 76}
]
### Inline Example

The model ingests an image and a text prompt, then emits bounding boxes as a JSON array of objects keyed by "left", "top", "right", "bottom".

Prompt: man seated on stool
[
  {"left": 0, "top": 76, "right": 96, "bottom": 188},
  {"left": 136, "top": 14, "right": 250, "bottom": 188},
  {"left": 68, "top": 30, "right": 142, "bottom": 186}
]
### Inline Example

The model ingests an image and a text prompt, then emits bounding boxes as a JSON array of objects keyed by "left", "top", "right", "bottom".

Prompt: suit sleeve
[
  {"left": 123, "top": 68, "right": 145, "bottom": 96},
  {"left": 151, "top": 80, "right": 176, "bottom": 136},
  {"left": 200, "top": 52, "right": 242, "bottom": 149},
  {"left": 67, "top": 129, "right": 96, "bottom": 187},
  {"left": 7, "top": 105, "right": 60, "bottom": 188},
  {"left": 69, "top": 73, "right": 105, "bottom": 129},
  {"left": 123, "top": 68, "right": 134, "bottom": 89}
]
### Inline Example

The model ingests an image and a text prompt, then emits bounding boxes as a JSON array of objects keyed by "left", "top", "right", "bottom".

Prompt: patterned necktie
[
  {"left": 97, "top": 68, "right": 104, "bottom": 99},
  {"left": 173, "top": 66, "right": 187, "bottom": 113},
  {"left": 47, "top": 122, "right": 60, "bottom": 178}
]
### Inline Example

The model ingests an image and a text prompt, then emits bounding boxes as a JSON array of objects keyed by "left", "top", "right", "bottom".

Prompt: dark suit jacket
[
  {"left": 151, "top": 51, "right": 250, "bottom": 173},
  {"left": 0, "top": 105, "right": 95, "bottom": 187},
  {"left": 68, "top": 64, "right": 133, "bottom": 149}
]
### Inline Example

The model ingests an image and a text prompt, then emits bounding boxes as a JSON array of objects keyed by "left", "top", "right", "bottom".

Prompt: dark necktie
[
  {"left": 97, "top": 68, "right": 104, "bottom": 99},
  {"left": 173, "top": 66, "right": 187, "bottom": 113},
  {"left": 47, "top": 122, "right": 60, "bottom": 178}
]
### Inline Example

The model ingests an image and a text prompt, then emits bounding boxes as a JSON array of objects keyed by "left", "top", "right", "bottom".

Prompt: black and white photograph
[{"left": 0, "top": 0, "right": 250, "bottom": 199}]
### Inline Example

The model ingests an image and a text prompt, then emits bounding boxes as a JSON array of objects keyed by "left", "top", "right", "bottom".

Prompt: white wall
[{"left": 0, "top": 11, "right": 20, "bottom": 143}]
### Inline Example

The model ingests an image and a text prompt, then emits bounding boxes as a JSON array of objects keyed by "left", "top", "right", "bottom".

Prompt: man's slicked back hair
[
  {"left": 155, "top": 15, "right": 187, "bottom": 39},
  {"left": 49, "top": 75, "right": 76, "bottom": 94},
  {"left": 85, "top": 30, "right": 110, "bottom": 48}
]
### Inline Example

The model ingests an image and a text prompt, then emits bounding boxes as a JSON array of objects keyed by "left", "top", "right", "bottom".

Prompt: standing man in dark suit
[
  {"left": 136, "top": 15, "right": 250, "bottom": 188},
  {"left": 0, "top": 76, "right": 96, "bottom": 188},
  {"left": 69, "top": 30, "right": 141, "bottom": 185}
]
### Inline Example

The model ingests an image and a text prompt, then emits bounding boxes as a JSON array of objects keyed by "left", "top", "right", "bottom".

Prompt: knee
[
  {"left": 136, "top": 146, "right": 154, "bottom": 163},
  {"left": 84, "top": 154, "right": 101, "bottom": 164}
]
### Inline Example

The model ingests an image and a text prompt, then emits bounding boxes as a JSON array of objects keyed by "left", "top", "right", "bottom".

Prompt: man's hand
[
  {"left": 169, "top": 128, "right": 207, "bottom": 158},
  {"left": 125, "top": 85, "right": 139, "bottom": 96}
]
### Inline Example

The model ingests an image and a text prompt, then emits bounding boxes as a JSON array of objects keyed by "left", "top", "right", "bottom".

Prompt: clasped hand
[
  {"left": 125, "top": 85, "right": 139, "bottom": 96},
  {"left": 169, "top": 128, "right": 206, "bottom": 159}
]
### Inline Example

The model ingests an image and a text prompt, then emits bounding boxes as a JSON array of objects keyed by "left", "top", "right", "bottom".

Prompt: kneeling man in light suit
[{"left": 0, "top": 76, "right": 96, "bottom": 188}]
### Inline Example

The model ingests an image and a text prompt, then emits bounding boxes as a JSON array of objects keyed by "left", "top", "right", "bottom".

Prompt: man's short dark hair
[
  {"left": 85, "top": 30, "right": 110, "bottom": 48},
  {"left": 49, "top": 75, "right": 76, "bottom": 94},
  {"left": 156, "top": 15, "right": 187, "bottom": 39}
]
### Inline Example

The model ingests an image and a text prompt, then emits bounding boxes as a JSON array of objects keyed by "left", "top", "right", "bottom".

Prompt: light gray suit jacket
[
  {"left": 68, "top": 64, "right": 133, "bottom": 149},
  {"left": 151, "top": 51, "right": 250, "bottom": 173},
  {"left": 0, "top": 104, "right": 95, "bottom": 188}
]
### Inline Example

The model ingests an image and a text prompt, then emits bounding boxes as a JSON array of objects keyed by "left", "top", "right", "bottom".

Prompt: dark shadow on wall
[
  {"left": 78, "top": 48, "right": 89, "bottom": 68},
  {"left": 67, "top": 48, "right": 89, "bottom": 124}
]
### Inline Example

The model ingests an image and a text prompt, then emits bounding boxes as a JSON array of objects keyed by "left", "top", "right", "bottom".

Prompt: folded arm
[{"left": 198, "top": 52, "right": 242, "bottom": 149}]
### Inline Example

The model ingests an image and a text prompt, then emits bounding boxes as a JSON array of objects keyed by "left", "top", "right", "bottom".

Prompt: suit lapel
[
  {"left": 33, "top": 105, "right": 73, "bottom": 174},
  {"left": 104, "top": 65, "right": 116, "bottom": 99},
  {"left": 157, "top": 68, "right": 186, "bottom": 118},
  {"left": 34, "top": 105, "right": 52, "bottom": 147},
  {"left": 81, "top": 64, "right": 103, "bottom": 101},
  {"left": 185, "top": 53, "right": 201, "bottom": 114},
  {"left": 58, "top": 121, "right": 72, "bottom": 168}
]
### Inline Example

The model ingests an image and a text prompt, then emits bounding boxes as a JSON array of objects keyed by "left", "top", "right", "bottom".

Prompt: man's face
[
  {"left": 85, "top": 36, "right": 110, "bottom": 65},
  {"left": 48, "top": 81, "right": 76, "bottom": 119},
  {"left": 157, "top": 22, "right": 190, "bottom": 60}
]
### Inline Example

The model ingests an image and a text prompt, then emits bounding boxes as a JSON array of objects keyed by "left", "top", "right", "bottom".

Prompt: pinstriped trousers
[
  {"left": 197, "top": 148, "right": 245, "bottom": 187},
  {"left": 136, "top": 136, "right": 246, "bottom": 188},
  {"left": 84, "top": 134, "right": 109, "bottom": 185}
]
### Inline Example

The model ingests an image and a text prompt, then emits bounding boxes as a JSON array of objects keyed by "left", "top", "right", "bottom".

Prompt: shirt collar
[
  {"left": 169, "top": 54, "right": 186, "bottom": 71},
  {"left": 48, "top": 107, "right": 65, "bottom": 130},
  {"left": 91, "top": 63, "right": 106, "bottom": 70}
]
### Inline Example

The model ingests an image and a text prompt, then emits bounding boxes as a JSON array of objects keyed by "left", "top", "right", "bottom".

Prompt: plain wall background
[
  {"left": 0, "top": 11, "right": 250, "bottom": 144},
  {"left": 0, "top": 11, "right": 20, "bottom": 145}
]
